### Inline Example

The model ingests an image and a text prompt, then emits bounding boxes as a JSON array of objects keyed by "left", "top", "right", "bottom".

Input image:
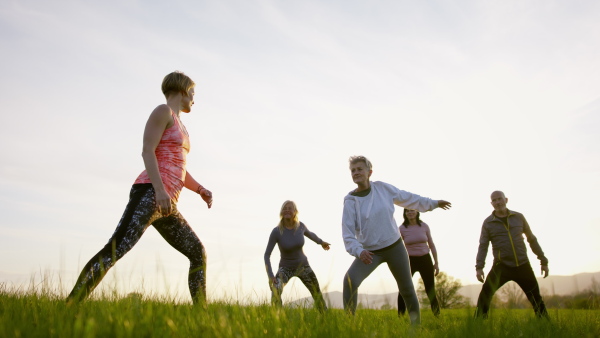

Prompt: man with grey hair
[{"left": 475, "top": 191, "right": 549, "bottom": 318}]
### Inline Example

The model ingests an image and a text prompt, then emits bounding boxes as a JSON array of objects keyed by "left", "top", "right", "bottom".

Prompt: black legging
[
  {"left": 67, "top": 183, "right": 206, "bottom": 303},
  {"left": 397, "top": 253, "right": 440, "bottom": 316},
  {"left": 475, "top": 262, "right": 548, "bottom": 318}
]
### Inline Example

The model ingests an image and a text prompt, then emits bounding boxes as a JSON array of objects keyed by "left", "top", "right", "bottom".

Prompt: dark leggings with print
[
  {"left": 397, "top": 253, "right": 440, "bottom": 316},
  {"left": 271, "top": 265, "right": 327, "bottom": 312},
  {"left": 67, "top": 183, "right": 206, "bottom": 303}
]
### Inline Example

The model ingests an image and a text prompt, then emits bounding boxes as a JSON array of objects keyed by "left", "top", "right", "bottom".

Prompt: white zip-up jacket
[{"left": 342, "top": 181, "right": 439, "bottom": 258}]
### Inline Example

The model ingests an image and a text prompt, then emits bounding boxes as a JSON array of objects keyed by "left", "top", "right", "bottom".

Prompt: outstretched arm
[
  {"left": 303, "top": 223, "right": 330, "bottom": 250},
  {"left": 184, "top": 171, "right": 212, "bottom": 208},
  {"left": 141, "top": 105, "right": 174, "bottom": 215},
  {"left": 386, "top": 182, "right": 451, "bottom": 212}
]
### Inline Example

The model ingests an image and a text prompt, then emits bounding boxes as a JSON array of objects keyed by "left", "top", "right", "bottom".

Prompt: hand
[
  {"left": 321, "top": 242, "right": 331, "bottom": 250},
  {"left": 199, "top": 188, "right": 213, "bottom": 209},
  {"left": 438, "top": 200, "right": 452, "bottom": 210},
  {"left": 434, "top": 263, "right": 439, "bottom": 276},
  {"left": 476, "top": 268, "right": 485, "bottom": 283},
  {"left": 541, "top": 265, "right": 549, "bottom": 278},
  {"left": 359, "top": 250, "right": 373, "bottom": 264},
  {"left": 155, "top": 188, "right": 173, "bottom": 216}
]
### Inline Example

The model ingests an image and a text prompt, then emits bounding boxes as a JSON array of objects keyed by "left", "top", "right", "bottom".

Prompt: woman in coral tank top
[{"left": 67, "top": 71, "right": 212, "bottom": 304}]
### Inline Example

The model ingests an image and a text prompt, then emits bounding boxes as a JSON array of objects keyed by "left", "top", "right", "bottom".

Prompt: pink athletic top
[
  {"left": 400, "top": 222, "right": 434, "bottom": 257},
  {"left": 134, "top": 111, "right": 190, "bottom": 202}
]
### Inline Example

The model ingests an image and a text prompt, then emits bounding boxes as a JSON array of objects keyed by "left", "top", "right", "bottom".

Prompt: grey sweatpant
[{"left": 343, "top": 239, "right": 420, "bottom": 324}]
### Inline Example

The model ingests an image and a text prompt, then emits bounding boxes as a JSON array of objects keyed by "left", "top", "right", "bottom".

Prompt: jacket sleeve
[
  {"left": 302, "top": 223, "right": 323, "bottom": 245},
  {"left": 475, "top": 222, "right": 490, "bottom": 270},
  {"left": 521, "top": 214, "right": 549, "bottom": 266},
  {"left": 384, "top": 182, "right": 438, "bottom": 212},
  {"left": 264, "top": 229, "right": 278, "bottom": 279},
  {"left": 342, "top": 198, "right": 363, "bottom": 258}
]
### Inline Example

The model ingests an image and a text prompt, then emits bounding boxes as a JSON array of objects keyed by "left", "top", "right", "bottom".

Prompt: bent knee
[
  {"left": 188, "top": 246, "right": 206, "bottom": 266},
  {"left": 343, "top": 274, "right": 362, "bottom": 291}
]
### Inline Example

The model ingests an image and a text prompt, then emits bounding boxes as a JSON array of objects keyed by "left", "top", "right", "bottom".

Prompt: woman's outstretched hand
[
  {"left": 438, "top": 200, "right": 452, "bottom": 210},
  {"left": 199, "top": 188, "right": 213, "bottom": 209},
  {"left": 321, "top": 242, "right": 331, "bottom": 250}
]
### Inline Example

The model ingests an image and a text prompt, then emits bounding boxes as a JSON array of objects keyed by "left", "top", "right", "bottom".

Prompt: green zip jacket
[{"left": 475, "top": 209, "right": 548, "bottom": 270}]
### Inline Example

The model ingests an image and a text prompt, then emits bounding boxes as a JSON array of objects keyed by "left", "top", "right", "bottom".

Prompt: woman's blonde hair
[
  {"left": 278, "top": 200, "right": 300, "bottom": 234},
  {"left": 161, "top": 71, "right": 195, "bottom": 99}
]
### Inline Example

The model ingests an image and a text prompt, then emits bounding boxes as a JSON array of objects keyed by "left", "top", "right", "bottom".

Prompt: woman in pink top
[
  {"left": 67, "top": 71, "right": 212, "bottom": 304},
  {"left": 397, "top": 208, "right": 441, "bottom": 316}
]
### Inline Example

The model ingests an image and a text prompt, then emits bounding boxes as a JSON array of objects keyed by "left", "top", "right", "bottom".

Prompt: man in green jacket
[{"left": 474, "top": 191, "right": 549, "bottom": 318}]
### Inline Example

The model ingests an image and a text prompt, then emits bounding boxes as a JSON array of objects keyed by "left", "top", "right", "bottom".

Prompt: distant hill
[{"left": 290, "top": 271, "right": 600, "bottom": 309}]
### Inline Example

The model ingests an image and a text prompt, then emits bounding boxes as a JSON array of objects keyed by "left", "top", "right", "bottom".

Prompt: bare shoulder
[
  {"left": 146, "top": 104, "right": 174, "bottom": 127},
  {"left": 150, "top": 104, "right": 173, "bottom": 118}
]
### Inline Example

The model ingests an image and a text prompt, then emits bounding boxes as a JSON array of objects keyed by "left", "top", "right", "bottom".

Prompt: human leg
[
  {"left": 417, "top": 254, "right": 440, "bottom": 316},
  {"left": 296, "top": 265, "right": 327, "bottom": 312},
  {"left": 475, "top": 264, "right": 510, "bottom": 318},
  {"left": 152, "top": 209, "right": 206, "bottom": 304},
  {"left": 270, "top": 267, "right": 294, "bottom": 307},
  {"left": 513, "top": 263, "right": 549, "bottom": 318},
  {"left": 67, "top": 184, "right": 160, "bottom": 302},
  {"left": 343, "top": 255, "right": 382, "bottom": 314},
  {"left": 385, "top": 243, "right": 420, "bottom": 325},
  {"left": 397, "top": 256, "right": 417, "bottom": 316}
]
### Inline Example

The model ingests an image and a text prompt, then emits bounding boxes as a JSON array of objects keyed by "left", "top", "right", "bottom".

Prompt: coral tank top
[{"left": 134, "top": 111, "right": 190, "bottom": 201}]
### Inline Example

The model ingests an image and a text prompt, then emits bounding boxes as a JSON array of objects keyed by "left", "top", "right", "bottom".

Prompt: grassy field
[{"left": 1, "top": 285, "right": 599, "bottom": 337}]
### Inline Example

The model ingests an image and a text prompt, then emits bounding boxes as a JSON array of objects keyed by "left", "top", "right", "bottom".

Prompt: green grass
[{"left": 1, "top": 285, "right": 599, "bottom": 337}]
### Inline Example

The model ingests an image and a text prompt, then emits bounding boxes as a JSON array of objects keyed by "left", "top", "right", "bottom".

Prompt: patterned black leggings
[
  {"left": 271, "top": 265, "right": 327, "bottom": 311},
  {"left": 67, "top": 183, "right": 206, "bottom": 303}
]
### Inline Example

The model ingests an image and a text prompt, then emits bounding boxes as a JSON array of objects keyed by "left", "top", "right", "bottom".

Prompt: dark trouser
[
  {"left": 270, "top": 265, "right": 327, "bottom": 312},
  {"left": 398, "top": 253, "right": 440, "bottom": 316},
  {"left": 67, "top": 184, "right": 206, "bottom": 304},
  {"left": 343, "top": 239, "right": 420, "bottom": 325},
  {"left": 475, "top": 262, "right": 548, "bottom": 318}
]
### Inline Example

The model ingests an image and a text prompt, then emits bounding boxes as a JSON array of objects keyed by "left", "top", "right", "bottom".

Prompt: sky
[{"left": 1, "top": 0, "right": 599, "bottom": 305}]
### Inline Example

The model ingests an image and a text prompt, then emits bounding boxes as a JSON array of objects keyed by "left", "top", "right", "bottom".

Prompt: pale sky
[{"left": 1, "top": 0, "right": 599, "bottom": 304}]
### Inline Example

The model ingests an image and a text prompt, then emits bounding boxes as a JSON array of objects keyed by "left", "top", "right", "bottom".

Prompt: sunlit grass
[{"left": 1, "top": 282, "right": 599, "bottom": 337}]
